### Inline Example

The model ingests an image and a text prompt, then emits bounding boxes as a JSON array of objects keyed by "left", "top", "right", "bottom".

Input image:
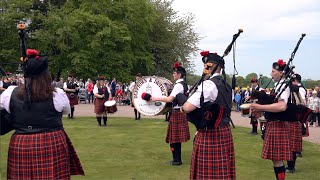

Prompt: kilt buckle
[{"left": 28, "top": 126, "right": 33, "bottom": 130}]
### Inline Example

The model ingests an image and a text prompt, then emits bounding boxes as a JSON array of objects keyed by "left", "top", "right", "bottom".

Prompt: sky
[{"left": 171, "top": 0, "right": 320, "bottom": 80}]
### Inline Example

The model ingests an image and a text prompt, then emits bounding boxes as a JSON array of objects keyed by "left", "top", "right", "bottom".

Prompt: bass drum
[{"left": 132, "top": 76, "right": 173, "bottom": 116}]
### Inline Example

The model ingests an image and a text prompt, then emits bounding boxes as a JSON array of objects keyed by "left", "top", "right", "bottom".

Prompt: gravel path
[{"left": 72, "top": 103, "right": 319, "bottom": 144}]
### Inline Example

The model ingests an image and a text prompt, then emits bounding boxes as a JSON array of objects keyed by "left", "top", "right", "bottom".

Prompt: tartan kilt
[
  {"left": 288, "top": 121, "right": 302, "bottom": 152},
  {"left": 7, "top": 130, "right": 84, "bottom": 179},
  {"left": 190, "top": 125, "right": 235, "bottom": 180},
  {"left": 262, "top": 121, "right": 293, "bottom": 161},
  {"left": 94, "top": 98, "right": 107, "bottom": 114},
  {"left": 67, "top": 93, "right": 79, "bottom": 106},
  {"left": 166, "top": 110, "right": 190, "bottom": 143}
]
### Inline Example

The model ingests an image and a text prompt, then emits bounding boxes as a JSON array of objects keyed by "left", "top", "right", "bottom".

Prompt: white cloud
[{"left": 172, "top": 0, "right": 320, "bottom": 79}]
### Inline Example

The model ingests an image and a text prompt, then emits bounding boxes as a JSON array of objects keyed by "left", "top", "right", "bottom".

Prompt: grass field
[{"left": 1, "top": 117, "right": 320, "bottom": 180}]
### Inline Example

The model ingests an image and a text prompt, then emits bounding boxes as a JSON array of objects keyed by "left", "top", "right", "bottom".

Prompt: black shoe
[
  {"left": 169, "top": 161, "right": 182, "bottom": 166},
  {"left": 286, "top": 168, "right": 295, "bottom": 173},
  {"left": 98, "top": 124, "right": 102, "bottom": 126}
]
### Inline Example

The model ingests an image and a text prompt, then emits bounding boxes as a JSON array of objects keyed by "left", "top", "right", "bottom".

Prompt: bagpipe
[
  {"left": 250, "top": 34, "right": 312, "bottom": 125},
  {"left": 176, "top": 29, "right": 244, "bottom": 129}
]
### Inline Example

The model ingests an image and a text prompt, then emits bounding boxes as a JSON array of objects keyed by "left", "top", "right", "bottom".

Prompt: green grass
[{"left": 1, "top": 117, "right": 320, "bottom": 180}]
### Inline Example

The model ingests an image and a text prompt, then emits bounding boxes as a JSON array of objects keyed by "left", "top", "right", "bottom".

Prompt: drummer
[
  {"left": 129, "top": 73, "right": 142, "bottom": 120},
  {"left": 150, "top": 62, "right": 190, "bottom": 166},
  {"left": 93, "top": 76, "right": 112, "bottom": 127}
]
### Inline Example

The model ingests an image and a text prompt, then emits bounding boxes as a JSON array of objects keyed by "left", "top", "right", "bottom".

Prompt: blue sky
[{"left": 172, "top": 0, "right": 320, "bottom": 80}]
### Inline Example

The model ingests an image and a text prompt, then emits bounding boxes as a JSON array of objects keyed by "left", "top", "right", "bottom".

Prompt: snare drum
[
  {"left": 239, "top": 103, "right": 251, "bottom": 117},
  {"left": 104, "top": 100, "right": 118, "bottom": 113},
  {"left": 132, "top": 76, "right": 173, "bottom": 116}
]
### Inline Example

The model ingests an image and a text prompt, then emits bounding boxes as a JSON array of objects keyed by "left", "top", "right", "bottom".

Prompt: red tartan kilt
[
  {"left": 67, "top": 93, "right": 79, "bottom": 106},
  {"left": 262, "top": 121, "right": 293, "bottom": 161},
  {"left": 94, "top": 98, "right": 107, "bottom": 114},
  {"left": 7, "top": 130, "right": 84, "bottom": 179},
  {"left": 288, "top": 121, "right": 302, "bottom": 152},
  {"left": 166, "top": 110, "right": 190, "bottom": 143},
  {"left": 190, "top": 125, "right": 235, "bottom": 180}
]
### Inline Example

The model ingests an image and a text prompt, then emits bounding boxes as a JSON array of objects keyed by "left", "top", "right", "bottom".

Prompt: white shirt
[
  {"left": 187, "top": 73, "right": 219, "bottom": 108},
  {"left": 0, "top": 86, "right": 71, "bottom": 114},
  {"left": 170, "top": 79, "right": 186, "bottom": 108},
  {"left": 93, "top": 85, "right": 111, "bottom": 94},
  {"left": 297, "top": 83, "right": 306, "bottom": 100},
  {"left": 0, "top": 80, "right": 3, "bottom": 88},
  {"left": 129, "top": 82, "right": 135, "bottom": 92},
  {"left": 274, "top": 79, "right": 290, "bottom": 104}
]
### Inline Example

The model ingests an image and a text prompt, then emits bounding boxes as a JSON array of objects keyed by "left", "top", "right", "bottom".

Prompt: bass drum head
[{"left": 132, "top": 76, "right": 173, "bottom": 116}]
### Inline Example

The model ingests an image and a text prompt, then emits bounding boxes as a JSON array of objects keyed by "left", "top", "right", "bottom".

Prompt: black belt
[{"left": 15, "top": 126, "right": 64, "bottom": 134}]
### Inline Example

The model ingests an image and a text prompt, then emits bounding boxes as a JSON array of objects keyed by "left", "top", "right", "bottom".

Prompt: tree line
[{"left": 1, "top": 0, "right": 200, "bottom": 82}]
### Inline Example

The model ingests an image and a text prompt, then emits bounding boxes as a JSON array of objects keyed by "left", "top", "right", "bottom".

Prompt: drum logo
[{"left": 132, "top": 76, "right": 172, "bottom": 116}]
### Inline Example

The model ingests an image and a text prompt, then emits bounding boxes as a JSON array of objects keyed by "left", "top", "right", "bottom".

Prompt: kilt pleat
[
  {"left": 67, "top": 93, "right": 78, "bottom": 106},
  {"left": 7, "top": 130, "right": 84, "bottom": 179},
  {"left": 190, "top": 125, "right": 236, "bottom": 180},
  {"left": 288, "top": 121, "right": 302, "bottom": 152},
  {"left": 262, "top": 121, "right": 293, "bottom": 161},
  {"left": 166, "top": 110, "right": 190, "bottom": 143},
  {"left": 94, "top": 98, "right": 107, "bottom": 114}
]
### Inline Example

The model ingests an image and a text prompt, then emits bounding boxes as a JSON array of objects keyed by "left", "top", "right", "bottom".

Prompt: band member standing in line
[
  {"left": 129, "top": 73, "right": 142, "bottom": 120},
  {"left": 285, "top": 73, "right": 306, "bottom": 173},
  {"left": 250, "top": 59, "right": 292, "bottom": 180},
  {"left": 63, "top": 74, "right": 79, "bottom": 119},
  {"left": 181, "top": 52, "right": 235, "bottom": 179},
  {"left": 0, "top": 49, "right": 84, "bottom": 179},
  {"left": 150, "top": 62, "right": 190, "bottom": 166},
  {"left": 93, "top": 76, "right": 112, "bottom": 126}
]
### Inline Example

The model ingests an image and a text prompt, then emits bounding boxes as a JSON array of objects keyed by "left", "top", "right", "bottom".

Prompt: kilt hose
[
  {"left": 262, "top": 121, "right": 293, "bottom": 161},
  {"left": 166, "top": 109, "right": 190, "bottom": 143},
  {"left": 190, "top": 125, "right": 235, "bottom": 180},
  {"left": 7, "top": 130, "right": 84, "bottom": 179},
  {"left": 288, "top": 121, "right": 302, "bottom": 152},
  {"left": 67, "top": 93, "right": 79, "bottom": 106},
  {"left": 94, "top": 98, "right": 107, "bottom": 114}
]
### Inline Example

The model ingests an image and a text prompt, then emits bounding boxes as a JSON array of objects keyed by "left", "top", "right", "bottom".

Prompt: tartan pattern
[
  {"left": 190, "top": 125, "right": 235, "bottom": 180},
  {"left": 7, "top": 130, "right": 84, "bottom": 179},
  {"left": 166, "top": 110, "right": 190, "bottom": 143},
  {"left": 67, "top": 93, "right": 79, "bottom": 106},
  {"left": 288, "top": 121, "right": 302, "bottom": 152},
  {"left": 94, "top": 98, "right": 107, "bottom": 114},
  {"left": 262, "top": 121, "right": 293, "bottom": 161}
]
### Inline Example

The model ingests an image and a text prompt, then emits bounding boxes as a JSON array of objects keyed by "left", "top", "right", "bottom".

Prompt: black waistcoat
[
  {"left": 172, "top": 81, "right": 188, "bottom": 107},
  {"left": 210, "top": 76, "right": 232, "bottom": 112},
  {"left": 9, "top": 87, "right": 63, "bottom": 134},
  {"left": 98, "top": 86, "right": 109, "bottom": 99}
]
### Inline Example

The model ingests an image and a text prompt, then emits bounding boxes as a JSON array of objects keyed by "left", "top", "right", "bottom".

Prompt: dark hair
[{"left": 17, "top": 70, "right": 55, "bottom": 102}]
